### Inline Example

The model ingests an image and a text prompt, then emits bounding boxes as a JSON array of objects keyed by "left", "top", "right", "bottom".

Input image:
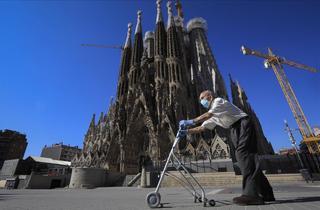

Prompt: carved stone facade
[{"left": 72, "top": 0, "right": 274, "bottom": 174}]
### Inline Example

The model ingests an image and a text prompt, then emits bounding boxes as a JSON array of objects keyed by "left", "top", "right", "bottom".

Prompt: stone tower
[
  {"left": 187, "top": 18, "right": 228, "bottom": 100},
  {"left": 230, "top": 75, "right": 274, "bottom": 155},
  {"left": 72, "top": 0, "right": 274, "bottom": 174},
  {"left": 166, "top": 1, "right": 189, "bottom": 124}
]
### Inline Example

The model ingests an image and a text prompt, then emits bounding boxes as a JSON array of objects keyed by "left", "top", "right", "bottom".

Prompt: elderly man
[{"left": 179, "top": 90, "right": 275, "bottom": 206}]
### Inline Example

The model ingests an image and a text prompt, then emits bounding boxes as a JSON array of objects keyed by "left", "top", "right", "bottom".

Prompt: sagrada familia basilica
[{"left": 72, "top": 0, "right": 274, "bottom": 174}]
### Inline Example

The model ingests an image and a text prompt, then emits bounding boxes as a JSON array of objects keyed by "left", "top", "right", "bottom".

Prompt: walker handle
[{"left": 175, "top": 128, "right": 182, "bottom": 139}]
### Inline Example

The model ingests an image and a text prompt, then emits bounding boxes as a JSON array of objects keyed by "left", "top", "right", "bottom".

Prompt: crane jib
[{"left": 241, "top": 45, "right": 320, "bottom": 154}]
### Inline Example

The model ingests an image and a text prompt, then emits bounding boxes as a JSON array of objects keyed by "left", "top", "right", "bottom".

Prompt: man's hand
[
  {"left": 177, "top": 129, "right": 188, "bottom": 139},
  {"left": 179, "top": 120, "right": 194, "bottom": 129}
]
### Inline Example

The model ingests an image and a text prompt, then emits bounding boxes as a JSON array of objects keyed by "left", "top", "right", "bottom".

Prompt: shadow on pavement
[
  {"left": 0, "top": 193, "right": 16, "bottom": 201},
  {"left": 215, "top": 200, "right": 233, "bottom": 206},
  {"left": 273, "top": 196, "right": 320, "bottom": 204},
  {"left": 159, "top": 202, "right": 173, "bottom": 208},
  {"left": 160, "top": 200, "right": 233, "bottom": 208}
]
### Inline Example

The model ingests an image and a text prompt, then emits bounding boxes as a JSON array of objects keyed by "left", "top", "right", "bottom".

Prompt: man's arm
[
  {"left": 187, "top": 126, "right": 206, "bottom": 134},
  {"left": 193, "top": 112, "right": 213, "bottom": 124}
]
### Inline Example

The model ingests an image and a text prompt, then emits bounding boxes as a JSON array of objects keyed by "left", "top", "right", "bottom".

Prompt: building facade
[
  {"left": 0, "top": 156, "right": 71, "bottom": 189},
  {"left": 41, "top": 143, "right": 81, "bottom": 161},
  {"left": 72, "top": 0, "right": 274, "bottom": 174},
  {"left": 0, "top": 129, "right": 28, "bottom": 169}
]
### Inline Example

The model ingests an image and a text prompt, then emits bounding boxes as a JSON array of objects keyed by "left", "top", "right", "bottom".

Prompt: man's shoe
[
  {"left": 233, "top": 195, "right": 264, "bottom": 206},
  {"left": 263, "top": 195, "right": 275, "bottom": 202}
]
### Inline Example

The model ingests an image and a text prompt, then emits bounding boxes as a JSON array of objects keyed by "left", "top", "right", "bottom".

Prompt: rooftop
[{"left": 27, "top": 156, "right": 71, "bottom": 166}]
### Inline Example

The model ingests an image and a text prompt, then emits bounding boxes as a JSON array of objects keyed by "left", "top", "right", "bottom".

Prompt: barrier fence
[{"left": 153, "top": 153, "right": 320, "bottom": 175}]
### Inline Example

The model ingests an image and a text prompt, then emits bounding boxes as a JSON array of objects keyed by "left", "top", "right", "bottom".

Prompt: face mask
[{"left": 200, "top": 99, "right": 209, "bottom": 109}]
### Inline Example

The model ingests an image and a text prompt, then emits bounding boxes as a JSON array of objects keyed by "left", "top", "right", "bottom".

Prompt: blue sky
[{"left": 0, "top": 0, "right": 319, "bottom": 158}]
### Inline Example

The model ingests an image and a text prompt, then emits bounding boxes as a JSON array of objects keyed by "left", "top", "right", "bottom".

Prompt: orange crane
[{"left": 241, "top": 45, "right": 320, "bottom": 153}]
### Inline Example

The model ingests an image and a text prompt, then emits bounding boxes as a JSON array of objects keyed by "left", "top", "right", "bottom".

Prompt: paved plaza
[{"left": 1, "top": 181, "right": 320, "bottom": 210}]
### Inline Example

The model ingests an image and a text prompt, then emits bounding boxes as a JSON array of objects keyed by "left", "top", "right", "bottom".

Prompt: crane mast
[{"left": 241, "top": 45, "right": 320, "bottom": 153}]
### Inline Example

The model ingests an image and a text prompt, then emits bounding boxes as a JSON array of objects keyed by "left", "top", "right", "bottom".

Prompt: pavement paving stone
[{"left": 0, "top": 181, "right": 320, "bottom": 210}]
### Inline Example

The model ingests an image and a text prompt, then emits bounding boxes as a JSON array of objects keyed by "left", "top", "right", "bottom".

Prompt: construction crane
[
  {"left": 241, "top": 45, "right": 320, "bottom": 154},
  {"left": 81, "top": 43, "right": 123, "bottom": 50}
]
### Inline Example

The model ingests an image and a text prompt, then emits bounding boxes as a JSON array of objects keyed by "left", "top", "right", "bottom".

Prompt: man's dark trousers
[{"left": 230, "top": 116, "right": 274, "bottom": 199}]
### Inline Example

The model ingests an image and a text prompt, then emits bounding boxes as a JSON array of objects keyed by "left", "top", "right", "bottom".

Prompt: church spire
[
  {"left": 129, "top": 10, "right": 144, "bottom": 89},
  {"left": 116, "top": 23, "right": 132, "bottom": 100},
  {"left": 89, "top": 114, "right": 96, "bottom": 129},
  {"left": 167, "top": 1, "right": 174, "bottom": 29},
  {"left": 156, "top": 0, "right": 163, "bottom": 23},
  {"left": 166, "top": 0, "right": 181, "bottom": 59},
  {"left": 155, "top": 0, "right": 166, "bottom": 57},
  {"left": 124, "top": 23, "right": 132, "bottom": 48},
  {"left": 135, "top": 10, "right": 142, "bottom": 34},
  {"left": 130, "top": 10, "right": 144, "bottom": 67},
  {"left": 175, "top": 0, "right": 184, "bottom": 19},
  {"left": 98, "top": 112, "right": 104, "bottom": 124}
]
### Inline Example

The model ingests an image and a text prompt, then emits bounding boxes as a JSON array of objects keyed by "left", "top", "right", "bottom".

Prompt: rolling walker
[{"left": 146, "top": 128, "right": 216, "bottom": 208}]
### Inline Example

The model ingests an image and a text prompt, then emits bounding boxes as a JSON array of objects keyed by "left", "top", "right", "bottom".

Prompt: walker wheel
[
  {"left": 209, "top": 199, "right": 216, "bottom": 206},
  {"left": 146, "top": 192, "right": 161, "bottom": 208}
]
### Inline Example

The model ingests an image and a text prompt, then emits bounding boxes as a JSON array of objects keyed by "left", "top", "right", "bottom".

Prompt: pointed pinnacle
[
  {"left": 156, "top": 0, "right": 163, "bottom": 23},
  {"left": 124, "top": 23, "right": 132, "bottom": 48},
  {"left": 135, "top": 10, "right": 142, "bottom": 34},
  {"left": 167, "top": 1, "right": 174, "bottom": 28}
]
